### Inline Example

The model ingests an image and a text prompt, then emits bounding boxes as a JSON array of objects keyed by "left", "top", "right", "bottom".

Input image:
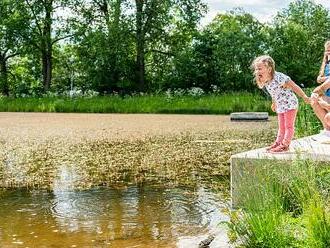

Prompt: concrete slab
[
  {"left": 230, "top": 112, "right": 268, "bottom": 121},
  {"left": 230, "top": 134, "right": 330, "bottom": 208}
]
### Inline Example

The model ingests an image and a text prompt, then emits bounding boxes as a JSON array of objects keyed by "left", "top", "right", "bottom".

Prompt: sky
[{"left": 201, "top": 0, "right": 330, "bottom": 26}]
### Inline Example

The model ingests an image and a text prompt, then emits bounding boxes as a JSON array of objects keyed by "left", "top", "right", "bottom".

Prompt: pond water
[
  {"left": 0, "top": 113, "right": 277, "bottom": 247},
  {"left": 0, "top": 184, "right": 229, "bottom": 248}
]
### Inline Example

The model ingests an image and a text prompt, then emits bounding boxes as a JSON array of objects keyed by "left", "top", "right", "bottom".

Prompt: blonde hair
[
  {"left": 251, "top": 55, "right": 275, "bottom": 88},
  {"left": 319, "top": 40, "right": 330, "bottom": 77},
  {"left": 325, "top": 40, "right": 330, "bottom": 48}
]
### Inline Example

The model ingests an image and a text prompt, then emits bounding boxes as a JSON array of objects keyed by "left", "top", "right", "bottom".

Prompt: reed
[
  {"left": 228, "top": 160, "right": 330, "bottom": 248},
  {"left": 296, "top": 102, "right": 322, "bottom": 137}
]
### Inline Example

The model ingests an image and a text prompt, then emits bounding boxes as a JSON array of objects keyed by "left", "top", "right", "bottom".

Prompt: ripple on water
[{"left": 0, "top": 184, "right": 229, "bottom": 247}]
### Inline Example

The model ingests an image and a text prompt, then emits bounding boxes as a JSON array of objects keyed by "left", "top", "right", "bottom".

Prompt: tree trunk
[
  {"left": 42, "top": 0, "right": 53, "bottom": 91},
  {"left": 0, "top": 53, "right": 9, "bottom": 96},
  {"left": 42, "top": 46, "right": 52, "bottom": 91},
  {"left": 103, "top": 0, "right": 121, "bottom": 91},
  {"left": 135, "top": 0, "right": 145, "bottom": 91},
  {"left": 111, "top": 0, "right": 121, "bottom": 85}
]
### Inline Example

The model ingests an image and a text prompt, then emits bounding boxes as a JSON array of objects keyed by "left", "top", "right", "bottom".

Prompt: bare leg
[
  {"left": 325, "top": 112, "right": 330, "bottom": 129},
  {"left": 311, "top": 99, "right": 330, "bottom": 130}
]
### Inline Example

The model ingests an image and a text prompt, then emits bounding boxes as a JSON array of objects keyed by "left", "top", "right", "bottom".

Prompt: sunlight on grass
[{"left": 227, "top": 160, "right": 330, "bottom": 248}]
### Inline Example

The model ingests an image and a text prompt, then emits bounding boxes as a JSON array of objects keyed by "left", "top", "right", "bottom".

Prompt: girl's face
[{"left": 255, "top": 62, "right": 272, "bottom": 83}]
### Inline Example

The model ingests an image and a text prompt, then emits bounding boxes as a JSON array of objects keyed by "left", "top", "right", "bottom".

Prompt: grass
[
  {"left": 0, "top": 93, "right": 271, "bottom": 114},
  {"left": 0, "top": 90, "right": 323, "bottom": 135},
  {"left": 227, "top": 160, "right": 330, "bottom": 248},
  {"left": 0, "top": 91, "right": 322, "bottom": 136},
  {"left": 296, "top": 101, "right": 323, "bottom": 137}
]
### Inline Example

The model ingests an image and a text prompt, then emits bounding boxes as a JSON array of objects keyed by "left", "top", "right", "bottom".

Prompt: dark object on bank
[{"left": 198, "top": 235, "right": 215, "bottom": 248}]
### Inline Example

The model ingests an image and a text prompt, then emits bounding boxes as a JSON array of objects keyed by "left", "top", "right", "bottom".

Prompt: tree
[
  {"left": 71, "top": 0, "right": 206, "bottom": 93},
  {"left": 270, "top": 0, "right": 330, "bottom": 86},
  {"left": 23, "top": 0, "right": 73, "bottom": 91},
  {"left": 0, "top": 0, "right": 28, "bottom": 95},
  {"left": 176, "top": 9, "right": 266, "bottom": 92},
  {"left": 133, "top": 0, "right": 206, "bottom": 91},
  {"left": 70, "top": 0, "right": 135, "bottom": 93}
]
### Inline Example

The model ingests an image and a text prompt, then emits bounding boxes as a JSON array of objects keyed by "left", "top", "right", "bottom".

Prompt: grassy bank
[
  {"left": 0, "top": 91, "right": 322, "bottom": 136},
  {"left": 0, "top": 93, "right": 270, "bottom": 114},
  {"left": 227, "top": 159, "right": 330, "bottom": 248},
  {"left": 296, "top": 102, "right": 323, "bottom": 137}
]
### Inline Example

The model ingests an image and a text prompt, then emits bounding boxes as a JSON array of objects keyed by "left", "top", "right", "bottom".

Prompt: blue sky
[{"left": 201, "top": 0, "right": 330, "bottom": 25}]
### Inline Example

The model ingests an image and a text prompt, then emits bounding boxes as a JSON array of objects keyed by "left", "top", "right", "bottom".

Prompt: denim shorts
[{"left": 325, "top": 88, "right": 330, "bottom": 97}]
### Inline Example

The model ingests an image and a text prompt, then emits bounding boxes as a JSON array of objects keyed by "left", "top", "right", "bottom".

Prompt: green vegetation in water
[
  {"left": 0, "top": 129, "right": 274, "bottom": 191},
  {"left": 0, "top": 93, "right": 271, "bottom": 114},
  {"left": 227, "top": 159, "right": 330, "bottom": 248}
]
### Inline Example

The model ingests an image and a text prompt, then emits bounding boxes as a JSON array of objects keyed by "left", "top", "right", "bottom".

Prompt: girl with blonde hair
[
  {"left": 311, "top": 40, "right": 330, "bottom": 139},
  {"left": 252, "top": 55, "right": 310, "bottom": 153}
]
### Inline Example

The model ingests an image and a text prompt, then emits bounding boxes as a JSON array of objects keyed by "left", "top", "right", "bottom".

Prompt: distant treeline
[{"left": 0, "top": 0, "right": 329, "bottom": 97}]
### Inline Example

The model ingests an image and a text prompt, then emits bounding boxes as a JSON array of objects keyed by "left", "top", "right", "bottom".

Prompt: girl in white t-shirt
[{"left": 252, "top": 55, "right": 310, "bottom": 153}]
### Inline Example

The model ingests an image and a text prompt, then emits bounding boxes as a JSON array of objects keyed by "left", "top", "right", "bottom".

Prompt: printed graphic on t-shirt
[{"left": 264, "top": 71, "right": 298, "bottom": 113}]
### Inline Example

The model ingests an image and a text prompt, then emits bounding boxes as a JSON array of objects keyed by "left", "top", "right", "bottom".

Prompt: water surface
[{"left": 0, "top": 184, "right": 228, "bottom": 247}]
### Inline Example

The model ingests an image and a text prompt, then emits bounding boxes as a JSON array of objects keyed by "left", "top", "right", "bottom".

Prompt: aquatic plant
[{"left": 0, "top": 129, "right": 274, "bottom": 191}]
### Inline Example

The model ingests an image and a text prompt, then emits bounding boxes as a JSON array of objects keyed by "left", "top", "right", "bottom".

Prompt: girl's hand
[
  {"left": 303, "top": 96, "right": 311, "bottom": 104},
  {"left": 311, "top": 92, "right": 319, "bottom": 99},
  {"left": 317, "top": 76, "right": 327, "bottom": 83},
  {"left": 310, "top": 93, "right": 319, "bottom": 105},
  {"left": 271, "top": 102, "right": 276, "bottom": 112}
]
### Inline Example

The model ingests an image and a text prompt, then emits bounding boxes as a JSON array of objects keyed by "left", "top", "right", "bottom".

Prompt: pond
[
  {"left": 0, "top": 185, "right": 228, "bottom": 247},
  {"left": 0, "top": 114, "right": 276, "bottom": 247}
]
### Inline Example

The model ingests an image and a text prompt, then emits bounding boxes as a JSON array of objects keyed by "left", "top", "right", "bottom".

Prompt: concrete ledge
[
  {"left": 230, "top": 112, "right": 269, "bottom": 121},
  {"left": 230, "top": 135, "right": 330, "bottom": 208}
]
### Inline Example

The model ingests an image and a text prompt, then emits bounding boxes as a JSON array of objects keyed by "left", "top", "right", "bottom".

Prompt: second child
[
  {"left": 252, "top": 55, "right": 310, "bottom": 153},
  {"left": 311, "top": 40, "right": 330, "bottom": 136}
]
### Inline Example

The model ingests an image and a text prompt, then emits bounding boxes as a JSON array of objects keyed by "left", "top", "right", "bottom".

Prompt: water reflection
[{"left": 0, "top": 184, "right": 228, "bottom": 247}]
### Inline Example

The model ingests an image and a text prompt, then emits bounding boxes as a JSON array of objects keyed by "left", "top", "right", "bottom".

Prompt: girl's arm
[
  {"left": 317, "top": 54, "right": 327, "bottom": 83},
  {"left": 313, "top": 80, "right": 330, "bottom": 95},
  {"left": 283, "top": 80, "right": 310, "bottom": 104}
]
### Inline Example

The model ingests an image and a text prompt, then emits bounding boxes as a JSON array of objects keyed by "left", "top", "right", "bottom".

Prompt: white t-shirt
[{"left": 264, "top": 71, "right": 298, "bottom": 113}]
